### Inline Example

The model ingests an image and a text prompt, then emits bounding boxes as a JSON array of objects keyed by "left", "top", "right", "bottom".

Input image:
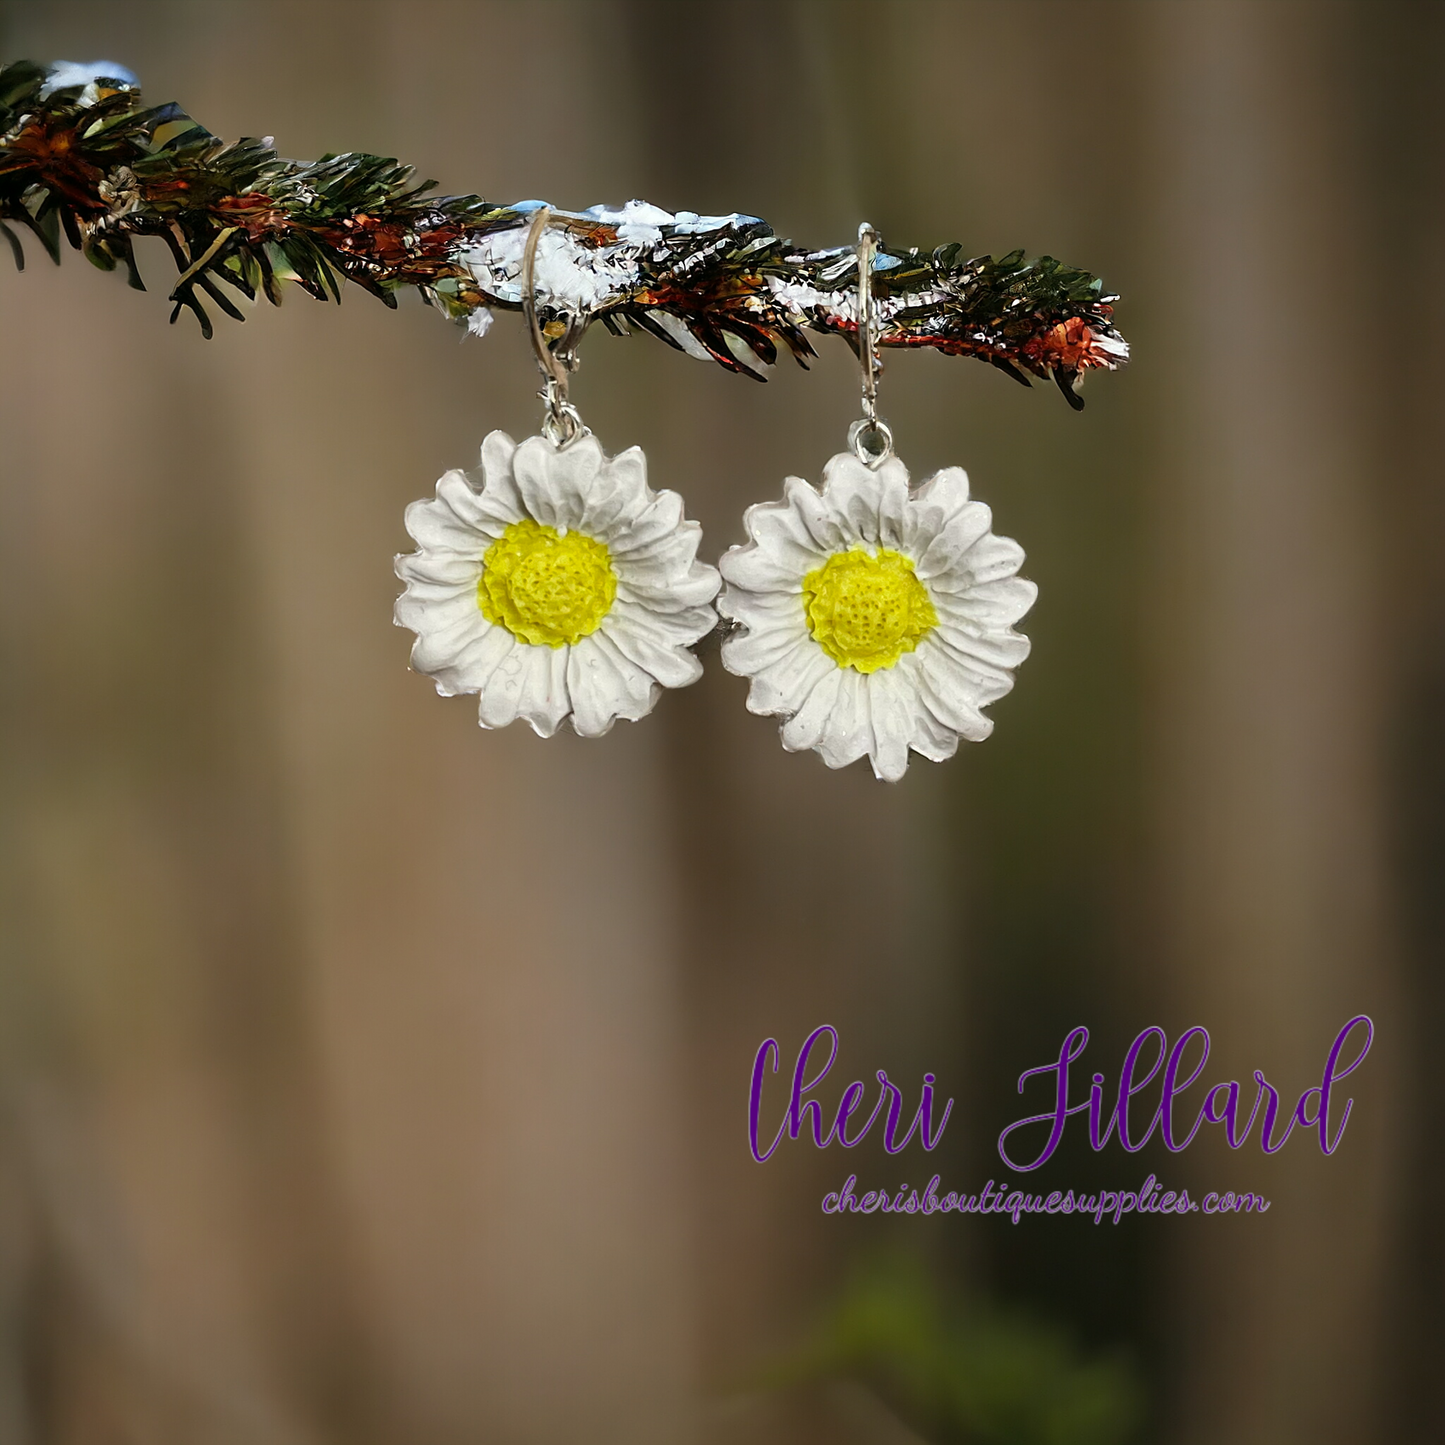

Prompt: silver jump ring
[
  {"left": 541, "top": 399, "right": 586, "bottom": 447},
  {"left": 848, "top": 417, "right": 894, "bottom": 466}
]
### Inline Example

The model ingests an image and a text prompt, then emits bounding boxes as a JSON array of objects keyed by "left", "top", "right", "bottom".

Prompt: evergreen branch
[{"left": 0, "top": 59, "right": 1129, "bottom": 408}]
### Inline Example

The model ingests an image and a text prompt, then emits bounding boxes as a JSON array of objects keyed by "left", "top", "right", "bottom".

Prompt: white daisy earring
[
  {"left": 394, "top": 207, "right": 720, "bottom": 738},
  {"left": 717, "top": 223, "right": 1038, "bottom": 782}
]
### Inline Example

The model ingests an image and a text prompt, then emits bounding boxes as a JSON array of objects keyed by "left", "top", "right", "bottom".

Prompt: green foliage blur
[{"left": 778, "top": 1250, "right": 1144, "bottom": 1445}]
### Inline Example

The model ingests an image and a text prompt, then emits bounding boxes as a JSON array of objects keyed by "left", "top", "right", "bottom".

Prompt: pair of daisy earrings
[{"left": 394, "top": 213, "right": 1036, "bottom": 783}]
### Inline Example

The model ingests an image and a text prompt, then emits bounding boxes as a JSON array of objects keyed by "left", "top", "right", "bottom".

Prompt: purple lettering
[
  {"left": 917, "top": 1074, "right": 954, "bottom": 1151},
  {"left": 1160, "top": 1028, "right": 1211, "bottom": 1150},
  {"left": 834, "top": 1079, "right": 885, "bottom": 1148},
  {"left": 1299, "top": 1015, "right": 1373, "bottom": 1155},
  {"left": 1199, "top": 1078, "right": 1264, "bottom": 1149},
  {"left": 875, "top": 1073, "right": 906, "bottom": 1151},
  {"left": 877, "top": 1070, "right": 953, "bottom": 1154},
  {"left": 748, "top": 1039, "right": 786, "bottom": 1163},
  {"left": 1255, "top": 1072, "right": 1295, "bottom": 1154},
  {"left": 789, "top": 1025, "right": 839, "bottom": 1147},
  {"left": 1088, "top": 1073, "right": 1116, "bottom": 1151},
  {"left": 996, "top": 1026, "right": 1090, "bottom": 1171},
  {"left": 1114, "top": 1027, "right": 1168, "bottom": 1152}
]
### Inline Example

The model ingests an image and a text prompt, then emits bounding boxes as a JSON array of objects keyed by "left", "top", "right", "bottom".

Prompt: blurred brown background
[{"left": 0, "top": 1, "right": 1440, "bottom": 1441}]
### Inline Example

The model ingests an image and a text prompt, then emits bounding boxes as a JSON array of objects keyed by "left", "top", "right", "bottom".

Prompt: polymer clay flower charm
[
  {"left": 718, "top": 450, "right": 1036, "bottom": 781},
  {"left": 395, "top": 430, "right": 720, "bottom": 736}
]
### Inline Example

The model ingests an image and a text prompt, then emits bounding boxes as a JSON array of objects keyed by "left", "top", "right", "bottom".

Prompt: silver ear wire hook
[
  {"left": 847, "top": 221, "right": 895, "bottom": 468},
  {"left": 521, "top": 205, "right": 587, "bottom": 448}
]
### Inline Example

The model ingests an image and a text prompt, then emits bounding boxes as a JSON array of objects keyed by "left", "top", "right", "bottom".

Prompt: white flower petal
[
  {"left": 929, "top": 619, "right": 1031, "bottom": 682},
  {"left": 789, "top": 475, "right": 855, "bottom": 553},
  {"left": 580, "top": 446, "right": 651, "bottom": 539},
  {"left": 434, "top": 623, "right": 516, "bottom": 700},
  {"left": 412, "top": 626, "right": 491, "bottom": 693},
  {"left": 617, "top": 559, "right": 720, "bottom": 611},
  {"left": 905, "top": 465, "right": 974, "bottom": 550},
  {"left": 480, "top": 429, "right": 518, "bottom": 474},
  {"left": 611, "top": 504, "right": 701, "bottom": 579},
  {"left": 927, "top": 632, "right": 1025, "bottom": 708},
  {"left": 401, "top": 460, "right": 520, "bottom": 566},
  {"left": 931, "top": 575, "right": 1038, "bottom": 632},
  {"left": 608, "top": 489, "right": 686, "bottom": 554},
  {"left": 395, "top": 580, "right": 479, "bottom": 640},
  {"left": 930, "top": 533, "right": 1031, "bottom": 594},
  {"left": 517, "top": 645, "right": 570, "bottom": 738},
  {"left": 608, "top": 595, "right": 715, "bottom": 652},
  {"left": 650, "top": 602, "right": 721, "bottom": 647},
  {"left": 718, "top": 544, "right": 799, "bottom": 595},
  {"left": 910, "top": 641, "right": 997, "bottom": 741},
  {"left": 435, "top": 463, "right": 517, "bottom": 539},
  {"left": 780, "top": 667, "right": 844, "bottom": 753},
  {"left": 819, "top": 451, "right": 909, "bottom": 548},
  {"left": 906, "top": 692, "right": 962, "bottom": 764},
  {"left": 601, "top": 610, "right": 704, "bottom": 690},
  {"left": 815, "top": 668, "right": 873, "bottom": 771},
  {"left": 475, "top": 431, "right": 529, "bottom": 520},
  {"left": 512, "top": 432, "right": 605, "bottom": 530},
  {"left": 863, "top": 667, "right": 914, "bottom": 782},
  {"left": 741, "top": 632, "right": 836, "bottom": 717},
  {"left": 477, "top": 640, "right": 572, "bottom": 734},
  {"left": 399, "top": 560, "right": 481, "bottom": 594},
  {"left": 395, "top": 553, "right": 482, "bottom": 591},
  {"left": 478, "top": 639, "right": 537, "bottom": 728},
  {"left": 717, "top": 585, "right": 805, "bottom": 633},
  {"left": 403, "top": 487, "right": 481, "bottom": 555},
  {"left": 720, "top": 607, "right": 812, "bottom": 676},
  {"left": 722, "top": 481, "right": 831, "bottom": 587},
  {"left": 914, "top": 499, "right": 995, "bottom": 580},
  {"left": 566, "top": 632, "right": 660, "bottom": 736}
]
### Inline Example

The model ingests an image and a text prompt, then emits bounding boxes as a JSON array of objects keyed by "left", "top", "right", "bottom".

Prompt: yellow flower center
[
  {"left": 479, "top": 519, "right": 617, "bottom": 647},
  {"left": 802, "top": 546, "right": 937, "bottom": 672}
]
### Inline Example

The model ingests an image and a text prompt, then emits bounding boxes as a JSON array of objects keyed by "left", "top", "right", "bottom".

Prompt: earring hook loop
[
  {"left": 521, "top": 205, "right": 586, "bottom": 448},
  {"left": 848, "top": 221, "right": 894, "bottom": 468}
]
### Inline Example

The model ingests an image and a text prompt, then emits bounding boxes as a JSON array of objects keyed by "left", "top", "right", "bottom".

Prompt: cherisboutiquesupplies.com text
[{"left": 823, "top": 1172, "right": 1270, "bottom": 1224}]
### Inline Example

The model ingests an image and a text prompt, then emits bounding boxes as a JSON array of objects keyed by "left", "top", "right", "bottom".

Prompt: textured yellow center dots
[
  {"left": 479, "top": 519, "right": 617, "bottom": 647},
  {"left": 802, "top": 546, "right": 937, "bottom": 673}
]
